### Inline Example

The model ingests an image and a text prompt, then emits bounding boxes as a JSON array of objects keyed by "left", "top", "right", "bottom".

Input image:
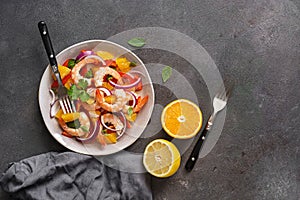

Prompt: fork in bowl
[
  {"left": 38, "top": 21, "right": 75, "bottom": 114},
  {"left": 185, "top": 85, "right": 232, "bottom": 171}
]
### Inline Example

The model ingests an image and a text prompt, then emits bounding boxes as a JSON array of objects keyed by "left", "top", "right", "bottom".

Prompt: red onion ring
[
  {"left": 49, "top": 89, "right": 56, "bottom": 105},
  {"left": 116, "top": 112, "right": 127, "bottom": 139},
  {"left": 98, "top": 87, "right": 112, "bottom": 96},
  {"left": 50, "top": 99, "right": 59, "bottom": 118},
  {"left": 76, "top": 50, "right": 95, "bottom": 61},
  {"left": 128, "top": 70, "right": 145, "bottom": 77},
  {"left": 49, "top": 89, "right": 60, "bottom": 118},
  {"left": 126, "top": 91, "right": 137, "bottom": 107},
  {"left": 109, "top": 76, "right": 141, "bottom": 89},
  {"left": 85, "top": 55, "right": 106, "bottom": 66}
]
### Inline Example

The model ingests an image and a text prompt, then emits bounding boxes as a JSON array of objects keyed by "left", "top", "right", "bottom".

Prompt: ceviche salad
[{"left": 50, "top": 50, "right": 148, "bottom": 147}]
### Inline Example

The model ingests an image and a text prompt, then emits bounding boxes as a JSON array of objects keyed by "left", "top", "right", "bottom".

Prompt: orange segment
[
  {"left": 161, "top": 99, "right": 202, "bottom": 139},
  {"left": 116, "top": 57, "right": 131, "bottom": 72},
  {"left": 61, "top": 112, "right": 80, "bottom": 123}
]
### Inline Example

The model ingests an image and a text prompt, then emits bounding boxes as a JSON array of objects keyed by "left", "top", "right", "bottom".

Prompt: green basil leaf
[
  {"left": 78, "top": 79, "right": 88, "bottom": 90},
  {"left": 85, "top": 69, "right": 93, "bottom": 78},
  {"left": 66, "top": 119, "right": 81, "bottom": 129},
  {"left": 128, "top": 38, "right": 145, "bottom": 48},
  {"left": 128, "top": 107, "right": 133, "bottom": 116},
  {"left": 162, "top": 66, "right": 172, "bottom": 83}
]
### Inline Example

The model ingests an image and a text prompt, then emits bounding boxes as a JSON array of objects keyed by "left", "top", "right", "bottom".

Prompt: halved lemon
[
  {"left": 161, "top": 99, "right": 202, "bottom": 139},
  {"left": 143, "top": 139, "right": 181, "bottom": 178}
]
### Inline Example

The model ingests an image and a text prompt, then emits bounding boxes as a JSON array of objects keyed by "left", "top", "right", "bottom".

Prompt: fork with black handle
[
  {"left": 38, "top": 21, "right": 75, "bottom": 114},
  {"left": 185, "top": 87, "right": 231, "bottom": 172}
]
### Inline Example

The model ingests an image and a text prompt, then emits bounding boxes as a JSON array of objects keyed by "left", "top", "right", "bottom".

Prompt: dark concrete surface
[{"left": 1, "top": 0, "right": 299, "bottom": 199}]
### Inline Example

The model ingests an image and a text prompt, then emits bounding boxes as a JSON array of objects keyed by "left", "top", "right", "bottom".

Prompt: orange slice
[{"left": 161, "top": 99, "right": 202, "bottom": 139}]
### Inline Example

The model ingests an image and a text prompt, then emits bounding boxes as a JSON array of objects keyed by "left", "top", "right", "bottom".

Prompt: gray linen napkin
[{"left": 0, "top": 152, "right": 152, "bottom": 200}]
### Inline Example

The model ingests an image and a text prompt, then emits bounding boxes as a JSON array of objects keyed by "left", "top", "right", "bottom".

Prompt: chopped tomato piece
[
  {"left": 63, "top": 59, "right": 70, "bottom": 67},
  {"left": 106, "top": 129, "right": 116, "bottom": 134},
  {"left": 106, "top": 60, "right": 117, "bottom": 68}
]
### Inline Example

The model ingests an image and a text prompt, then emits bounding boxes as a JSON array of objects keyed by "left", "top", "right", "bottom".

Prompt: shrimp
[
  {"left": 101, "top": 113, "right": 124, "bottom": 132},
  {"left": 94, "top": 67, "right": 123, "bottom": 87},
  {"left": 133, "top": 95, "right": 149, "bottom": 113},
  {"left": 71, "top": 57, "right": 101, "bottom": 86},
  {"left": 96, "top": 89, "right": 130, "bottom": 112},
  {"left": 58, "top": 112, "right": 90, "bottom": 137}
]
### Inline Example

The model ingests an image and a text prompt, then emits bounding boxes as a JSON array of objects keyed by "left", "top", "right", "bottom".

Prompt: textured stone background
[{"left": 0, "top": 0, "right": 299, "bottom": 199}]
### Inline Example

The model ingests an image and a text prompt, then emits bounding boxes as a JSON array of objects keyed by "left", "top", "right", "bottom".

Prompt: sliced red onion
[
  {"left": 85, "top": 55, "right": 106, "bottom": 66},
  {"left": 98, "top": 87, "right": 112, "bottom": 96},
  {"left": 109, "top": 76, "right": 141, "bottom": 89},
  {"left": 50, "top": 99, "right": 59, "bottom": 118},
  {"left": 76, "top": 50, "right": 95, "bottom": 61},
  {"left": 128, "top": 70, "right": 145, "bottom": 77},
  {"left": 117, "top": 112, "right": 127, "bottom": 139},
  {"left": 49, "top": 89, "right": 56, "bottom": 105},
  {"left": 100, "top": 114, "right": 123, "bottom": 131},
  {"left": 49, "top": 89, "right": 60, "bottom": 118},
  {"left": 76, "top": 120, "right": 100, "bottom": 143},
  {"left": 126, "top": 91, "right": 137, "bottom": 107}
]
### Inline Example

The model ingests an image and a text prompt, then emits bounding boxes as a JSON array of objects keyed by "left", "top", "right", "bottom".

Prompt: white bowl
[{"left": 38, "top": 40, "right": 154, "bottom": 155}]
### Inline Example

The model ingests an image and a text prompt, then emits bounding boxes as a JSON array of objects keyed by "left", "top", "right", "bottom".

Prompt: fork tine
[
  {"left": 225, "top": 82, "right": 234, "bottom": 100},
  {"left": 64, "top": 96, "right": 73, "bottom": 113},
  {"left": 216, "top": 88, "right": 226, "bottom": 100},
  {"left": 70, "top": 98, "right": 76, "bottom": 112},
  {"left": 66, "top": 96, "right": 76, "bottom": 113},
  {"left": 221, "top": 90, "right": 227, "bottom": 100},
  {"left": 59, "top": 100, "right": 67, "bottom": 114}
]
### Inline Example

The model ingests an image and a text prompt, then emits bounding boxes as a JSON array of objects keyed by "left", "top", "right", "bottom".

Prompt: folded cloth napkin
[{"left": 0, "top": 152, "right": 152, "bottom": 200}]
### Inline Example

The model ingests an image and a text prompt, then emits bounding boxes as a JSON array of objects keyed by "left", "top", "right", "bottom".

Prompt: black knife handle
[
  {"left": 185, "top": 128, "right": 209, "bottom": 172},
  {"left": 38, "top": 21, "right": 58, "bottom": 73}
]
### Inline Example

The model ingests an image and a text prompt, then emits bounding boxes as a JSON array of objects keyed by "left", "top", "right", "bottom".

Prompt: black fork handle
[
  {"left": 38, "top": 21, "right": 62, "bottom": 85},
  {"left": 185, "top": 127, "right": 209, "bottom": 172}
]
